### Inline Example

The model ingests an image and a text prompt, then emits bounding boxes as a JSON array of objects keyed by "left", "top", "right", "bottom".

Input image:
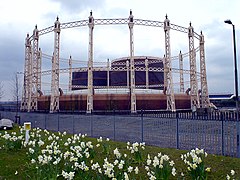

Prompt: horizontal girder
[
  {"left": 28, "top": 18, "right": 201, "bottom": 40},
  {"left": 39, "top": 66, "right": 201, "bottom": 76},
  {"left": 63, "top": 84, "right": 165, "bottom": 90},
  {"left": 41, "top": 48, "right": 199, "bottom": 64}
]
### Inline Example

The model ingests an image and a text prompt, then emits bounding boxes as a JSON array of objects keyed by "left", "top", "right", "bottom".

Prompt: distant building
[{"left": 209, "top": 94, "right": 235, "bottom": 108}]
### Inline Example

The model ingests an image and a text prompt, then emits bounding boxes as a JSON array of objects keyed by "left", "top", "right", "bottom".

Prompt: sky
[{"left": 0, "top": 0, "right": 240, "bottom": 101}]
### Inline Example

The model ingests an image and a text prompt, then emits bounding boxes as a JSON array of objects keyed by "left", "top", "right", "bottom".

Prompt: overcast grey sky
[{"left": 0, "top": 0, "right": 240, "bottom": 101}]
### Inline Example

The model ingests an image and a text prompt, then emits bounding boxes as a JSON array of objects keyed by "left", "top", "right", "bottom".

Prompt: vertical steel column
[
  {"left": 163, "top": 55, "right": 167, "bottom": 95},
  {"left": 21, "top": 34, "right": 32, "bottom": 111},
  {"left": 69, "top": 56, "right": 72, "bottom": 91},
  {"left": 128, "top": 10, "right": 136, "bottom": 113},
  {"left": 145, "top": 57, "right": 149, "bottom": 89},
  {"left": 30, "top": 25, "right": 39, "bottom": 111},
  {"left": 27, "top": 47, "right": 33, "bottom": 112},
  {"left": 126, "top": 60, "right": 129, "bottom": 89},
  {"left": 199, "top": 32, "right": 210, "bottom": 108},
  {"left": 164, "top": 15, "right": 176, "bottom": 111},
  {"left": 107, "top": 58, "right": 110, "bottom": 88},
  {"left": 188, "top": 23, "right": 199, "bottom": 111},
  {"left": 50, "top": 17, "right": 61, "bottom": 113},
  {"left": 37, "top": 48, "right": 42, "bottom": 93},
  {"left": 86, "top": 11, "right": 94, "bottom": 114},
  {"left": 179, "top": 51, "right": 184, "bottom": 93}
]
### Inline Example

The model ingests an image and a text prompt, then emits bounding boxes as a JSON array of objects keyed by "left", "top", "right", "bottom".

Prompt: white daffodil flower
[{"left": 231, "top": 169, "right": 235, "bottom": 176}]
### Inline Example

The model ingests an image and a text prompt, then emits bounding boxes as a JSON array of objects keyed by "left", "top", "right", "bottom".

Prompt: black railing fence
[{"left": 0, "top": 109, "right": 239, "bottom": 158}]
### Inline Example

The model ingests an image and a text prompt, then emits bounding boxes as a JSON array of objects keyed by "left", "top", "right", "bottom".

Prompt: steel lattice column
[
  {"left": 179, "top": 51, "right": 184, "bottom": 93},
  {"left": 107, "top": 59, "right": 110, "bottom": 88},
  {"left": 30, "top": 25, "right": 39, "bottom": 111},
  {"left": 86, "top": 11, "right": 94, "bottom": 114},
  {"left": 126, "top": 60, "right": 129, "bottom": 88},
  {"left": 164, "top": 15, "right": 176, "bottom": 111},
  {"left": 21, "top": 34, "right": 32, "bottom": 111},
  {"left": 50, "top": 17, "right": 61, "bottom": 113},
  {"left": 145, "top": 57, "right": 149, "bottom": 89},
  {"left": 163, "top": 55, "right": 167, "bottom": 95},
  {"left": 199, "top": 31, "right": 210, "bottom": 108},
  {"left": 37, "top": 48, "right": 42, "bottom": 93},
  {"left": 188, "top": 23, "right": 199, "bottom": 111},
  {"left": 126, "top": 60, "right": 129, "bottom": 89},
  {"left": 69, "top": 56, "right": 72, "bottom": 91},
  {"left": 27, "top": 46, "right": 33, "bottom": 112},
  {"left": 128, "top": 10, "right": 136, "bottom": 113}
]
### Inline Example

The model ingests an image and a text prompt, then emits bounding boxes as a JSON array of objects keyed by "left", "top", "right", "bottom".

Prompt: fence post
[
  {"left": 72, "top": 115, "right": 75, "bottom": 134},
  {"left": 176, "top": 111, "right": 179, "bottom": 149},
  {"left": 141, "top": 109, "right": 144, "bottom": 143},
  {"left": 221, "top": 112, "right": 224, "bottom": 156},
  {"left": 237, "top": 110, "right": 240, "bottom": 158},
  {"left": 57, "top": 114, "right": 60, "bottom": 132},
  {"left": 113, "top": 109, "right": 116, "bottom": 141},
  {"left": 44, "top": 114, "right": 47, "bottom": 130},
  {"left": 17, "top": 113, "right": 21, "bottom": 125},
  {"left": 90, "top": 110, "right": 93, "bottom": 137},
  {"left": 15, "top": 115, "right": 20, "bottom": 124}
]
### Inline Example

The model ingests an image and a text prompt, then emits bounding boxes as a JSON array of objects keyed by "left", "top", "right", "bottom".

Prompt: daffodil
[
  {"left": 226, "top": 174, "right": 230, "bottom": 180},
  {"left": 230, "top": 169, "right": 235, "bottom": 176},
  {"left": 205, "top": 167, "right": 211, "bottom": 172}
]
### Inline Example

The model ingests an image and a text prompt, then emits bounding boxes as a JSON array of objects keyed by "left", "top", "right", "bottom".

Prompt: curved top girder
[{"left": 28, "top": 18, "right": 201, "bottom": 40}]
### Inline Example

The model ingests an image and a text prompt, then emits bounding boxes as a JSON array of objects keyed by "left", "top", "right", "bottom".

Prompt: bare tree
[
  {"left": 11, "top": 73, "right": 22, "bottom": 114},
  {"left": 0, "top": 81, "right": 3, "bottom": 100}
]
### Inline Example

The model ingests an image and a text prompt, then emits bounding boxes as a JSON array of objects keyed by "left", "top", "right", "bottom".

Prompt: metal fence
[{"left": 0, "top": 110, "right": 239, "bottom": 158}]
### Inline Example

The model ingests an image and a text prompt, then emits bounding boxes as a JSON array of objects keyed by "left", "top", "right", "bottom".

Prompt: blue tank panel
[
  {"left": 135, "top": 71, "right": 146, "bottom": 86},
  {"left": 72, "top": 72, "right": 88, "bottom": 90},
  {"left": 93, "top": 71, "right": 107, "bottom": 86},
  {"left": 149, "top": 72, "right": 164, "bottom": 89},
  {"left": 110, "top": 71, "right": 127, "bottom": 86},
  {"left": 72, "top": 57, "right": 164, "bottom": 90}
]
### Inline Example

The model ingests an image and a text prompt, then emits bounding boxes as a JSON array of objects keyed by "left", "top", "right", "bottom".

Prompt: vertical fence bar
[
  {"left": 231, "top": 120, "right": 235, "bottom": 156},
  {"left": 72, "top": 115, "right": 75, "bottom": 134},
  {"left": 57, "top": 114, "right": 59, "bottom": 132},
  {"left": 221, "top": 112, "right": 224, "bottom": 156},
  {"left": 34, "top": 119, "right": 36, "bottom": 128},
  {"left": 194, "top": 119, "right": 197, "bottom": 149},
  {"left": 176, "top": 112, "right": 179, "bottom": 149},
  {"left": 214, "top": 118, "right": 217, "bottom": 155},
  {"left": 200, "top": 118, "right": 204, "bottom": 149},
  {"left": 203, "top": 118, "right": 206, "bottom": 150},
  {"left": 211, "top": 118, "right": 213, "bottom": 154},
  {"left": 44, "top": 114, "right": 47, "bottom": 130},
  {"left": 141, "top": 109, "right": 144, "bottom": 143},
  {"left": 113, "top": 109, "right": 116, "bottom": 141},
  {"left": 233, "top": 112, "right": 236, "bottom": 157},
  {"left": 90, "top": 111, "right": 93, "bottom": 137},
  {"left": 227, "top": 113, "right": 229, "bottom": 156},
  {"left": 19, "top": 113, "right": 21, "bottom": 125},
  {"left": 237, "top": 110, "right": 240, "bottom": 158}
]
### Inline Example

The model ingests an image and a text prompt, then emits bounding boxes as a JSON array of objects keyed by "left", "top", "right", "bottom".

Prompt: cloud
[
  {"left": 0, "top": 36, "right": 23, "bottom": 78},
  {"left": 202, "top": 20, "right": 235, "bottom": 93},
  {"left": 50, "top": 0, "right": 106, "bottom": 15},
  {"left": 1, "top": 0, "right": 240, "bottom": 101}
]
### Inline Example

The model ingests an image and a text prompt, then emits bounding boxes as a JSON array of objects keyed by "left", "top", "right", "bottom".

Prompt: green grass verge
[{"left": 0, "top": 125, "right": 240, "bottom": 179}]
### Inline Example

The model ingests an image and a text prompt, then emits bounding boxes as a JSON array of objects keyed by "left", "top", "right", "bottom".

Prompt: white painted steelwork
[{"left": 22, "top": 11, "right": 210, "bottom": 113}]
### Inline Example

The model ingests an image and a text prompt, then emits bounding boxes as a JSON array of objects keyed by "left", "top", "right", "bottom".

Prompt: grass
[{"left": 0, "top": 125, "right": 240, "bottom": 179}]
